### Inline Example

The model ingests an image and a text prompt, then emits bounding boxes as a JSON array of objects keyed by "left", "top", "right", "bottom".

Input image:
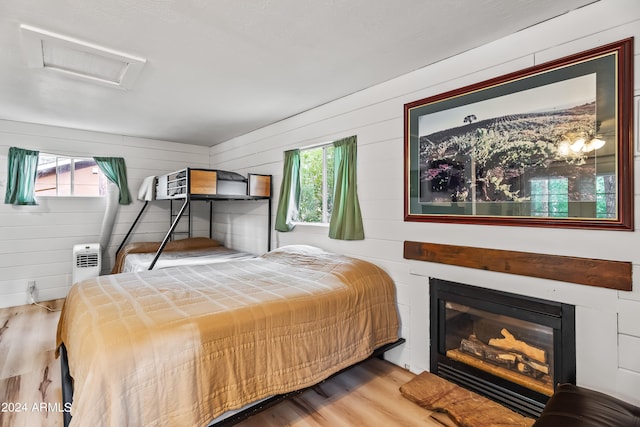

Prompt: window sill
[
  {"left": 292, "top": 222, "right": 329, "bottom": 228},
  {"left": 36, "top": 195, "right": 105, "bottom": 199}
]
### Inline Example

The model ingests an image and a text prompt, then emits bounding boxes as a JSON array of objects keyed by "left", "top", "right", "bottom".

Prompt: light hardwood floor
[
  {"left": 0, "top": 300, "right": 64, "bottom": 427},
  {"left": 0, "top": 301, "right": 440, "bottom": 427}
]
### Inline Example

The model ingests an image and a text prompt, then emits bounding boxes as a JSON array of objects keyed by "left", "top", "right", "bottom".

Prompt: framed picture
[{"left": 404, "top": 38, "right": 634, "bottom": 230}]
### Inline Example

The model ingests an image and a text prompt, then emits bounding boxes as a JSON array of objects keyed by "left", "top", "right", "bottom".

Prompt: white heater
[{"left": 72, "top": 243, "right": 101, "bottom": 284}]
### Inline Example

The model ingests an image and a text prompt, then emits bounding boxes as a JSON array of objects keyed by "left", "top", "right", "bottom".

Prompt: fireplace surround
[{"left": 430, "top": 278, "right": 576, "bottom": 418}]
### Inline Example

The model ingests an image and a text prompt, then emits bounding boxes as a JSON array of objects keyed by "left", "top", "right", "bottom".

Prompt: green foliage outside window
[
  {"left": 531, "top": 177, "right": 568, "bottom": 217},
  {"left": 299, "top": 145, "right": 334, "bottom": 223},
  {"left": 596, "top": 174, "right": 616, "bottom": 218},
  {"left": 531, "top": 174, "right": 616, "bottom": 219}
]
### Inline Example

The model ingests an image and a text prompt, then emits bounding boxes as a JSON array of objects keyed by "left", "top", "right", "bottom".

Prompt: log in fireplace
[{"left": 430, "top": 278, "right": 576, "bottom": 418}]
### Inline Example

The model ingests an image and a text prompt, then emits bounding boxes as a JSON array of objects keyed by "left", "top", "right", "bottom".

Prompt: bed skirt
[{"left": 59, "top": 339, "right": 405, "bottom": 427}]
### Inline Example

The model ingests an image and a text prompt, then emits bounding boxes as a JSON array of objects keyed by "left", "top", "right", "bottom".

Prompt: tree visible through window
[
  {"left": 596, "top": 174, "right": 616, "bottom": 218},
  {"left": 531, "top": 174, "right": 616, "bottom": 219},
  {"left": 298, "top": 145, "right": 334, "bottom": 223},
  {"left": 35, "top": 153, "right": 107, "bottom": 197}
]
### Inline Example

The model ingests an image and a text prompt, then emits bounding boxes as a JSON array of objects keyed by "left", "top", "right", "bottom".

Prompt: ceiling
[{"left": 0, "top": 0, "right": 598, "bottom": 147}]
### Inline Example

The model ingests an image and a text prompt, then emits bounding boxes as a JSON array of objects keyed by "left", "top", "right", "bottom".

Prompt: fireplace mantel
[{"left": 404, "top": 241, "right": 632, "bottom": 291}]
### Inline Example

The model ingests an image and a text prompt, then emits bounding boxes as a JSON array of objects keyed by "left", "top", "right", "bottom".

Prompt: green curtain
[
  {"left": 275, "top": 149, "right": 300, "bottom": 232},
  {"left": 4, "top": 147, "right": 39, "bottom": 205},
  {"left": 329, "top": 136, "right": 364, "bottom": 240},
  {"left": 93, "top": 157, "right": 132, "bottom": 205}
]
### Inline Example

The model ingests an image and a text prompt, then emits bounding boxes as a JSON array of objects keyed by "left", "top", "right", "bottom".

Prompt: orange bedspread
[{"left": 57, "top": 245, "right": 400, "bottom": 426}]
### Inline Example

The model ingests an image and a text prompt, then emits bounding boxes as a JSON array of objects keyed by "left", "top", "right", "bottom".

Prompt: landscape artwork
[
  {"left": 417, "top": 74, "right": 597, "bottom": 207},
  {"left": 404, "top": 38, "right": 634, "bottom": 230}
]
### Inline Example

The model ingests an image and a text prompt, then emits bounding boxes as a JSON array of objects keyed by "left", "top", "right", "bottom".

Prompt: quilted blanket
[{"left": 57, "top": 245, "right": 400, "bottom": 426}]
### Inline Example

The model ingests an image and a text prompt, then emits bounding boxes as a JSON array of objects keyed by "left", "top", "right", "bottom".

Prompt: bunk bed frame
[{"left": 115, "top": 168, "right": 272, "bottom": 270}]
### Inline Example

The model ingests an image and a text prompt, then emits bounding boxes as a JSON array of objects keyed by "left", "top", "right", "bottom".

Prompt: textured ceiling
[{"left": 0, "top": 0, "right": 598, "bottom": 147}]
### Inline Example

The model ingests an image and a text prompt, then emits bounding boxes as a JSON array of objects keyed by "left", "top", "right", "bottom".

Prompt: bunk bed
[
  {"left": 111, "top": 237, "right": 256, "bottom": 273},
  {"left": 57, "top": 245, "right": 403, "bottom": 427},
  {"left": 113, "top": 168, "right": 272, "bottom": 273}
]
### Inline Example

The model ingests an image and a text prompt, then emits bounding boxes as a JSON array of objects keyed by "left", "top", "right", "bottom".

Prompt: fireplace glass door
[
  {"left": 430, "top": 278, "right": 575, "bottom": 418},
  {"left": 445, "top": 301, "right": 554, "bottom": 396}
]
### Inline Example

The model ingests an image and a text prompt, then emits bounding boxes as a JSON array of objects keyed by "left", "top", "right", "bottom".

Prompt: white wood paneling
[
  {"left": 619, "top": 299, "right": 640, "bottom": 337},
  {"left": 575, "top": 306, "right": 619, "bottom": 395},
  {"left": 0, "top": 0, "right": 637, "bottom": 406},
  {"left": 0, "top": 119, "right": 210, "bottom": 307},
  {"left": 209, "top": 0, "right": 640, "bottom": 404},
  {"left": 619, "top": 334, "right": 640, "bottom": 373},
  {"left": 617, "top": 368, "right": 640, "bottom": 405}
]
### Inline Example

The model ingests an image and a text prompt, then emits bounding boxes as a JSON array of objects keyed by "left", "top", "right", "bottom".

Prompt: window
[
  {"left": 531, "top": 175, "right": 617, "bottom": 219},
  {"left": 596, "top": 174, "right": 616, "bottom": 218},
  {"left": 275, "top": 135, "right": 363, "bottom": 239},
  {"left": 298, "top": 144, "right": 334, "bottom": 223},
  {"left": 35, "top": 153, "right": 107, "bottom": 197},
  {"left": 530, "top": 177, "right": 569, "bottom": 217}
]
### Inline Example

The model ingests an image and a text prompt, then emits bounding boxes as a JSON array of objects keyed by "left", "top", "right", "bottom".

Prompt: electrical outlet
[{"left": 27, "top": 280, "right": 36, "bottom": 304}]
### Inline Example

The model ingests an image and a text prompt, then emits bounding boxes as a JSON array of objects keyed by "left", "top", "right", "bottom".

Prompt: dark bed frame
[
  {"left": 116, "top": 169, "right": 272, "bottom": 271},
  {"left": 60, "top": 338, "right": 405, "bottom": 427}
]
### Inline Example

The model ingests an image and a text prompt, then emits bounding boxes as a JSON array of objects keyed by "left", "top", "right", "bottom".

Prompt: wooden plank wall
[
  {"left": 0, "top": 0, "right": 637, "bottom": 407},
  {"left": 209, "top": 0, "right": 640, "bottom": 405},
  {"left": 0, "top": 120, "right": 211, "bottom": 307}
]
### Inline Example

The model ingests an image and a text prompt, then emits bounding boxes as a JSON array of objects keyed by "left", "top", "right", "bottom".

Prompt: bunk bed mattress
[
  {"left": 111, "top": 237, "right": 254, "bottom": 274},
  {"left": 121, "top": 246, "right": 255, "bottom": 272},
  {"left": 56, "top": 245, "right": 400, "bottom": 427}
]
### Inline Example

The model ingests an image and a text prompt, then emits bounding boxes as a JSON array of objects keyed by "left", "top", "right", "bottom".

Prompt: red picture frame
[{"left": 404, "top": 38, "right": 634, "bottom": 230}]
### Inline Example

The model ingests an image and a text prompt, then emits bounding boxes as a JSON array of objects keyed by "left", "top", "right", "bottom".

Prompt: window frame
[
  {"left": 595, "top": 172, "right": 617, "bottom": 219},
  {"left": 530, "top": 176, "right": 569, "bottom": 218},
  {"left": 296, "top": 143, "right": 334, "bottom": 225},
  {"left": 35, "top": 152, "right": 106, "bottom": 198}
]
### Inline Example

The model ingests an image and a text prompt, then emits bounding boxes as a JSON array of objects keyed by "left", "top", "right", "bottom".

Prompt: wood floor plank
[
  {"left": 235, "top": 360, "right": 440, "bottom": 427},
  {"left": 0, "top": 300, "right": 63, "bottom": 427},
  {"left": 1, "top": 300, "right": 436, "bottom": 427}
]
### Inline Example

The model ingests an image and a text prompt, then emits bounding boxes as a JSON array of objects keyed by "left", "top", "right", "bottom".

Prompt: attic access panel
[{"left": 20, "top": 24, "right": 146, "bottom": 90}]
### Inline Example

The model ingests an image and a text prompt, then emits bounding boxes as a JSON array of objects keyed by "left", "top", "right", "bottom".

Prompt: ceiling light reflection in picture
[
  {"left": 569, "top": 136, "right": 606, "bottom": 153},
  {"left": 557, "top": 133, "right": 606, "bottom": 156}
]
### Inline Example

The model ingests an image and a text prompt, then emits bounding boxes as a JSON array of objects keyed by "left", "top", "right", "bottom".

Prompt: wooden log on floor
[{"left": 399, "top": 370, "right": 535, "bottom": 426}]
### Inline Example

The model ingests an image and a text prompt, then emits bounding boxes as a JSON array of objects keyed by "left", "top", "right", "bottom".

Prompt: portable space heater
[{"left": 72, "top": 243, "right": 101, "bottom": 284}]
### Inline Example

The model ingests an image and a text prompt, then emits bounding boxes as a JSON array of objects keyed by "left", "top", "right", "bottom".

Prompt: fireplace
[{"left": 430, "top": 278, "right": 576, "bottom": 418}]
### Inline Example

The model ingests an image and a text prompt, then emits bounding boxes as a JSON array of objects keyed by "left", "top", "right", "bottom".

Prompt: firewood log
[
  {"left": 460, "top": 336, "right": 517, "bottom": 369},
  {"left": 515, "top": 354, "right": 549, "bottom": 375},
  {"left": 459, "top": 335, "right": 550, "bottom": 378},
  {"left": 488, "top": 328, "right": 546, "bottom": 363}
]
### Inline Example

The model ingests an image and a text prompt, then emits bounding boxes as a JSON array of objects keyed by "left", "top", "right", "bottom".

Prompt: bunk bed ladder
[
  {"left": 267, "top": 197, "right": 272, "bottom": 252},
  {"left": 149, "top": 199, "right": 189, "bottom": 270},
  {"left": 115, "top": 200, "right": 150, "bottom": 258},
  {"left": 170, "top": 199, "right": 191, "bottom": 240}
]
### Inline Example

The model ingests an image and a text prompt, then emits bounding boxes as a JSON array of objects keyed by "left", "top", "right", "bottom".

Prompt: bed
[
  {"left": 115, "top": 168, "right": 273, "bottom": 271},
  {"left": 57, "top": 245, "right": 401, "bottom": 427},
  {"left": 111, "top": 237, "right": 256, "bottom": 274}
]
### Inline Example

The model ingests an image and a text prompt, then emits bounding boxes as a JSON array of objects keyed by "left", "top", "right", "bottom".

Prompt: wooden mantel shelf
[{"left": 403, "top": 241, "right": 632, "bottom": 291}]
